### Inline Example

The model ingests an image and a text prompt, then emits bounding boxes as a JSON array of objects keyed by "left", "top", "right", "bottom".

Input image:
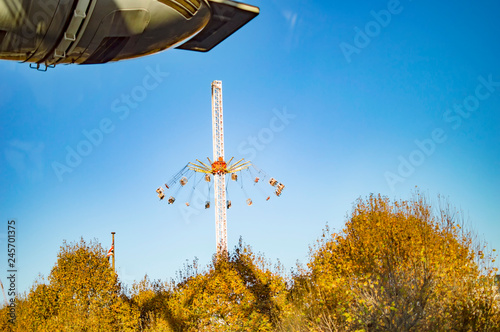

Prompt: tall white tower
[
  {"left": 158, "top": 81, "right": 283, "bottom": 256},
  {"left": 211, "top": 80, "right": 227, "bottom": 255}
]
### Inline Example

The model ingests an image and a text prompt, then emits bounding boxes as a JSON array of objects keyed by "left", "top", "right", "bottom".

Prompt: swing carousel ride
[{"left": 156, "top": 81, "right": 284, "bottom": 254}]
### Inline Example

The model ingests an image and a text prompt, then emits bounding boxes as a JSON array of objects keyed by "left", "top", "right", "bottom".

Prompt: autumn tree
[
  {"left": 1, "top": 194, "right": 497, "bottom": 332},
  {"left": 289, "top": 194, "right": 499, "bottom": 331},
  {"left": 164, "top": 240, "right": 289, "bottom": 331},
  {"left": 126, "top": 275, "right": 173, "bottom": 331},
  {"left": 4, "top": 238, "right": 138, "bottom": 331}
]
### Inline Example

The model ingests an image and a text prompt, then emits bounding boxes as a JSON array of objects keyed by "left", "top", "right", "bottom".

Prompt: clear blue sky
[{"left": 1, "top": 0, "right": 499, "bottom": 294}]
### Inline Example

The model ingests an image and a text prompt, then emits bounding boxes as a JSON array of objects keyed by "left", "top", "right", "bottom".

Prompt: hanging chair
[
  {"left": 180, "top": 177, "right": 188, "bottom": 186},
  {"left": 156, "top": 187, "right": 165, "bottom": 200},
  {"left": 269, "top": 178, "right": 278, "bottom": 187}
]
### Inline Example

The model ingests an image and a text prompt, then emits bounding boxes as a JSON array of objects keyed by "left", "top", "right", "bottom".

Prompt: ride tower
[
  {"left": 157, "top": 81, "right": 284, "bottom": 257},
  {"left": 211, "top": 81, "right": 228, "bottom": 255}
]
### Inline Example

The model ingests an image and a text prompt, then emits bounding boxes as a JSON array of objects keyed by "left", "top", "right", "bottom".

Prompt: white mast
[
  {"left": 211, "top": 80, "right": 227, "bottom": 255},
  {"left": 159, "top": 81, "right": 283, "bottom": 256}
]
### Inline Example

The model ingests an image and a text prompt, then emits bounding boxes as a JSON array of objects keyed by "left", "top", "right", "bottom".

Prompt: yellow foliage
[
  {"left": 290, "top": 193, "right": 500, "bottom": 331},
  {"left": 3, "top": 238, "right": 139, "bottom": 331},
  {"left": 1, "top": 194, "right": 497, "bottom": 331},
  {"left": 166, "top": 241, "right": 288, "bottom": 331}
]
